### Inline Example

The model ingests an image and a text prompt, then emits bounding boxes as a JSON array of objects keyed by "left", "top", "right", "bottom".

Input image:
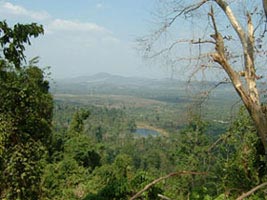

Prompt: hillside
[{"left": 51, "top": 72, "right": 239, "bottom": 103}]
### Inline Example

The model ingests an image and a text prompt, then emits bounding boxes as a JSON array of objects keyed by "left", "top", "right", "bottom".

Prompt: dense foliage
[
  {"left": 44, "top": 103, "right": 267, "bottom": 200},
  {"left": 0, "top": 22, "right": 52, "bottom": 199}
]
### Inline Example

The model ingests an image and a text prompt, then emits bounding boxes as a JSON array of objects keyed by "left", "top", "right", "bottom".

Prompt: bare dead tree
[{"left": 139, "top": 0, "right": 267, "bottom": 157}]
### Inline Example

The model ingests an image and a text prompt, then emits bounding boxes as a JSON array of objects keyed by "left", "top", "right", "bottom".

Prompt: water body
[{"left": 134, "top": 128, "right": 160, "bottom": 137}]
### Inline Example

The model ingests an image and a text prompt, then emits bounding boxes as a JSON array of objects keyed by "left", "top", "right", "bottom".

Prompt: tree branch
[
  {"left": 184, "top": 0, "right": 210, "bottom": 15},
  {"left": 236, "top": 182, "right": 267, "bottom": 200},
  {"left": 209, "top": 6, "right": 225, "bottom": 56},
  {"left": 207, "top": 132, "right": 231, "bottom": 153},
  {"left": 148, "top": 42, "right": 213, "bottom": 59},
  {"left": 158, "top": 193, "right": 172, "bottom": 200},
  {"left": 214, "top": 0, "right": 260, "bottom": 105},
  {"left": 129, "top": 171, "right": 208, "bottom": 200},
  {"left": 139, "top": 0, "right": 211, "bottom": 57},
  {"left": 208, "top": 5, "right": 250, "bottom": 110},
  {"left": 215, "top": 0, "right": 247, "bottom": 54},
  {"left": 246, "top": 12, "right": 260, "bottom": 104},
  {"left": 168, "top": 0, "right": 210, "bottom": 27}
]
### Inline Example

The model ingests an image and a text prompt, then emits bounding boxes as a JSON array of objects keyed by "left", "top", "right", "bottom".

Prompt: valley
[{"left": 51, "top": 73, "right": 241, "bottom": 135}]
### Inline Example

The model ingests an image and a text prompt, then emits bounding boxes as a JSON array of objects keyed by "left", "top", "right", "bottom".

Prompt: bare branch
[
  {"left": 214, "top": 1, "right": 259, "bottom": 105},
  {"left": 191, "top": 39, "right": 215, "bottom": 45},
  {"left": 236, "top": 182, "right": 267, "bottom": 200},
  {"left": 209, "top": 6, "right": 226, "bottom": 57},
  {"left": 145, "top": 39, "right": 214, "bottom": 60},
  {"left": 138, "top": 0, "right": 211, "bottom": 57},
  {"left": 158, "top": 193, "right": 172, "bottom": 200},
  {"left": 215, "top": 0, "right": 247, "bottom": 53},
  {"left": 194, "top": 79, "right": 230, "bottom": 108},
  {"left": 230, "top": 99, "right": 243, "bottom": 122},
  {"left": 208, "top": 5, "right": 250, "bottom": 111},
  {"left": 184, "top": 0, "right": 210, "bottom": 15},
  {"left": 207, "top": 132, "right": 231, "bottom": 153},
  {"left": 246, "top": 12, "right": 260, "bottom": 104},
  {"left": 167, "top": 0, "right": 210, "bottom": 28},
  {"left": 176, "top": 52, "right": 212, "bottom": 62},
  {"left": 129, "top": 171, "right": 208, "bottom": 200}
]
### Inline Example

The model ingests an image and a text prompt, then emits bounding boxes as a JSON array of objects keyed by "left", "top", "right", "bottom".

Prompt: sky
[
  {"left": 0, "top": 0, "right": 170, "bottom": 79},
  {"left": 1, "top": 1, "right": 265, "bottom": 82}
]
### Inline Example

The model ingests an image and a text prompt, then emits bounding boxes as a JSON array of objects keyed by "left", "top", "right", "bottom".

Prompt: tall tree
[
  {"left": 140, "top": 1, "right": 267, "bottom": 156},
  {"left": 0, "top": 21, "right": 53, "bottom": 199}
]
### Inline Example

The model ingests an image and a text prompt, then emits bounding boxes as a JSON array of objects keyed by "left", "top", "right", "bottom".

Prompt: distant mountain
[
  {"left": 58, "top": 72, "right": 167, "bottom": 86},
  {"left": 52, "top": 73, "right": 185, "bottom": 91},
  {"left": 50, "top": 72, "right": 238, "bottom": 103}
]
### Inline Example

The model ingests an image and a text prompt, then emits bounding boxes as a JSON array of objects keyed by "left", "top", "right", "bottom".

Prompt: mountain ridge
[{"left": 50, "top": 72, "right": 240, "bottom": 104}]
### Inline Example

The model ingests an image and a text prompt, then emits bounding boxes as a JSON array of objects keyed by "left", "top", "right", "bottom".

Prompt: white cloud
[
  {"left": 44, "top": 18, "right": 121, "bottom": 49},
  {"left": 3, "top": 2, "right": 27, "bottom": 15},
  {"left": 0, "top": 2, "right": 118, "bottom": 42},
  {"left": 0, "top": 2, "right": 50, "bottom": 20},
  {"left": 47, "top": 19, "right": 110, "bottom": 34}
]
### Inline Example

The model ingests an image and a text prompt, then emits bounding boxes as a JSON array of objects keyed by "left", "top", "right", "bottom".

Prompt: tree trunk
[
  {"left": 248, "top": 104, "right": 267, "bottom": 155},
  {"left": 221, "top": 63, "right": 267, "bottom": 156},
  {"left": 210, "top": 1, "right": 267, "bottom": 156}
]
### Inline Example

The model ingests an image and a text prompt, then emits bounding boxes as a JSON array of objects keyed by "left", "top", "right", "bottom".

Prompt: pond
[{"left": 134, "top": 128, "right": 160, "bottom": 137}]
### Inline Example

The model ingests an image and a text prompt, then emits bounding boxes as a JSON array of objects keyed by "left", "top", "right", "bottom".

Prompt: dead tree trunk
[{"left": 211, "top": 0, "right": 267, "bottom": 155}]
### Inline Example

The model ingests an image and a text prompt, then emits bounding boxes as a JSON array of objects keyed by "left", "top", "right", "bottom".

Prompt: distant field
[{"left": 54, "top": 93, "right": 166, "bottom": 108}]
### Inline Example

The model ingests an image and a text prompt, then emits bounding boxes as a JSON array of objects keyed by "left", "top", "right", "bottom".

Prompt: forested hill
[
  {"left": 51, "top": 72, "right": 186, "bottom": 94},
  {"left": 51, "top": 72, "right": 238, "bottom": 102}
]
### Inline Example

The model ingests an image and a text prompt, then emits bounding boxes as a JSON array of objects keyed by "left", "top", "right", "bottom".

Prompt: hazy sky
[{"left": 0, "top": 0, "right": 171, "bottom": 79}]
